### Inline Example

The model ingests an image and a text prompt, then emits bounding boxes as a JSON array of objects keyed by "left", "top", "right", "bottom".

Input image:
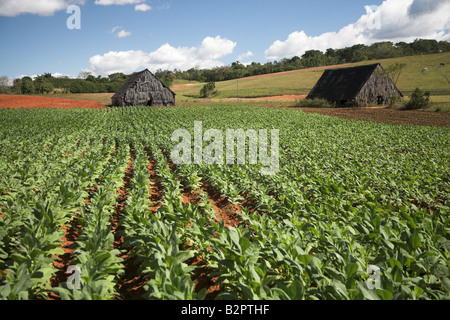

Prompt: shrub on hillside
[
  {"left": 404, "top": 88, "right": 431, "bottom": 110},
  {"left": 200, "top": 82, "right": 218, "bottom": 98}
]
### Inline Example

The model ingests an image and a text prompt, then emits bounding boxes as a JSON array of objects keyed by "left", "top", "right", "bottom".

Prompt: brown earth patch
[
  {"left": 250, "top": 94, "right": 307, "bottom": 101},
  {"left": 0, "top": 94, "right": 107, "bottom": 109},
  {"left": 295, "top": 106, "right": 450, "bottom": 127}
]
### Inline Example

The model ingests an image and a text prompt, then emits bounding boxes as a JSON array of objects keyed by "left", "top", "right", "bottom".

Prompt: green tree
[
  {"left": 377, "top": 62, "right": 407, "bottom": 86},
  {"left": 35, "top": 77, "right": 54, "bottom": 94},
  {"left": 0, "top": 76, "right": 10, "bottom": 94},
  {"left": 108, "top": 72, "right": 126, "bottom": 82},
  {"left": 404, "top": 88, "right": 431, "bottom": 110},
  {"left": 200, "top": 82, "right": 218, "bottom": 98},
  {"left": 155, "top": 69, "right": 176, "bottom": 87},
  {"left": 20, "top": 77, "right": 35, "bottom": 94}
]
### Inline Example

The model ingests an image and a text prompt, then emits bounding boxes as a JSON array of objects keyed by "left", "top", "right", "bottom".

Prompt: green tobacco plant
[{"left": 0, "top": 105, "right": 448, "bottom": 300}]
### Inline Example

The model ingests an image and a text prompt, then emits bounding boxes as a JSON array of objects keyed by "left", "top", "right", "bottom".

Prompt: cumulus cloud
[
  {"left": 0, "top": 0, "right": 84, "bottom": 17},
  {"left": 109, "top": 26, "right": 132, "bottom": 38},
  {"left": 237, "top": 51, "right": 254, "bottom": 61},
  {"left": 408, "top": 0, "right": 449, "bottom": 17},
  {"left": 265, "top": 0, "right": 450, "bottom": 60},
  {"left": 135, "top": 3, "right": 151, "bottom": 11},
  {"left": 198, "top": 36, "right": 237, "bottom": 60},
  {"left": 116, "top": 29, "right": 131, "bottom": 38},
  {"left": 88, "top": 36, "right": 237, "bottom": 76}
]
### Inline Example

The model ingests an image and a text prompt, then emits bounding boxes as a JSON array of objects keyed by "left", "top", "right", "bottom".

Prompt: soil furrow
[
  {"left": 47, "top": 182, "right": 98, "bottom": 300},
  {"left": 161, "top": 149, "right": 238, "bottom": 299},
  {"left": 112, "top": 144, "right": 150, "bottom": 300},
  {"left": 145, "top": 147, "right": 165, "bottom": 213},
  {"left": 48, "top": 140, "right": 118, "bottom": 300}
]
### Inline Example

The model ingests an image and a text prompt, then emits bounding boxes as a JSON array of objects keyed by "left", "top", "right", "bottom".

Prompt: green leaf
[
  {"left": 410, "top": 230, "right": 421, "bottom": 251},
  {"left": 175, "top": 250, "right": 195, "bottom": 263},
  {"left": 346, "top": 263, "right": 358, "bottom": 279},
  {"left": 414, "top": 286, "right": 424, "bottom": 298},
  {"left": 358, "top": 284, "right": 380, "bottom": 300},
  {"left": 376, "top": 289, "right": 393, "bottom": 300},
  {"left": 298, "top": 254, "right": 312, "bottom": 266},
  {"left": 381, "top": 239, "right": 395, "bottom": 251},
  {"left": 239, "top": 236, "right": 251, "bottom": 253},
  {"left": 387, "top": 258, "right": 402, "bottom": 269}
]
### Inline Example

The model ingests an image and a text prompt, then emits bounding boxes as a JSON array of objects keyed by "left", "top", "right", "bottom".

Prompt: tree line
[
  {"left": 1, "top": 39, "right": 449, "bottom": 95},
  {"left": 166, "top": 39, "right": 450, "bottom": 83},
  {"left": 0, "top": 72, "right": 130, "bottom": 95}
]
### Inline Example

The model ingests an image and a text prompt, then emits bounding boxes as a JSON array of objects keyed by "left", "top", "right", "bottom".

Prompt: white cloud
[
  {"left": 198, "top": 36, "right": 237, "bottom": 60},
  {"left": 109, "top": 26, "right": 132, "bottom": 38},
  {"left": 408, "top": 0, "right": 449, "bottom": 17},
  {"left": 0, "top": 0, "right": 84, "bottom": 17},
  {"left": 116, "top": 29, "right": 132, "bottom": 38},
  {"left": 110, "top": 26, "right": 123, "bottom": 33},
  {"left": 89, "top": 50, "right": 149, "bottom": 75},
  {"left": 135, "top": 3, "right": 151, "bottom": 11},
  {"left": 51, "top": 72, "right": 77, "bottom": 78},
  {"left": 265, "top": 0, "right": 450, "bottom": 60},
  {"left": 95, "top": 0, "right": 143, "bottom": 5},
  {"left": 88, "top": 36, "right": 237, "bottom": 76},
  {"left": 237, "top": 51, "right": 254, "bottom": 61}
]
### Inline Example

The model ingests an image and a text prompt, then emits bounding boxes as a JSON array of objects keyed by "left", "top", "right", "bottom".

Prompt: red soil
[
  {"left": 297, "top": 106, "right": 450, "bottom": 127},
  {"left": 146, "top": 149, "right": 165, "bottom": 213},
  {"left": 48, "top": 182, "right": 98, "bottom": 300},
  {"left": 0, "top": 95, "right": 107, "bottom": 109},
  {"left": 113, "top": 144, "right": 149, "bottom": 300}
]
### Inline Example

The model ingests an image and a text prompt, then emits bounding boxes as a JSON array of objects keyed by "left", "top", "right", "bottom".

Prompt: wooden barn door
[{"left": 147, "top": 94, "right": 153, "bottom": 106}]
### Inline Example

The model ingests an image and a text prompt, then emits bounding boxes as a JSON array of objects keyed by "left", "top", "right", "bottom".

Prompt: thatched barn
[
  {"left": 111, "top": 69, "right": 176, "bottom": 107},
  {"left": 306, "top": 63, "right": 403, "bottom": 106}
]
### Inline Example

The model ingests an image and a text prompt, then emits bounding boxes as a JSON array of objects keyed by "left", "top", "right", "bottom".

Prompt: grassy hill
[
  {"left": 172, "top": 52, "right": 450, "bottom": 103},
  {"left": 45, "top": 52, "right": 450, "bottom": 110}
]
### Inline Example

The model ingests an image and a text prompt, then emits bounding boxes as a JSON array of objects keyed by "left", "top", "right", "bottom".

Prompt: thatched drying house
[
  {"left": 111, "top": 69, "right": 176, "bottom": 107},
  {"left": 306, "top": 63, "right": 403, "bottom": 106}
]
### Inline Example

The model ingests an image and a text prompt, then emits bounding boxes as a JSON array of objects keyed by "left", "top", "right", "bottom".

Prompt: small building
[
  {"left": 111, "top": 69, "right": 176, "bottom": 107},
  {"left": 306, "top": 63, "right": 403, "bottom": 106}
]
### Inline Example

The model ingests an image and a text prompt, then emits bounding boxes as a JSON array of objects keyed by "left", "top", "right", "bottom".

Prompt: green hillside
[{"left": 172, "top": 52, "right": 450, "bottom": 100}]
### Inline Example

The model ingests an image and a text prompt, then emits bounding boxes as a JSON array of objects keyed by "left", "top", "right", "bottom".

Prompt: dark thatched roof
[
  {"left": 306, "top": 63, "right": 403, "bottom": 103},
  {"left": 112, "top": 69, "right": 176, "bottom": 101}
]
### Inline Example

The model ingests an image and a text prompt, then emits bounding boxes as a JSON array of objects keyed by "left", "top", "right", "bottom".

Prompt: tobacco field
[{"left": 0, "top": 105, "right": 449, "bottom": 300}]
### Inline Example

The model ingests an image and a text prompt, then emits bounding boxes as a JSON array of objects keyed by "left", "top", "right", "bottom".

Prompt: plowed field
[
  {"left": 0, "top": 95, "right": 107, "bottom": 109},
  {"left": 297, "top": 106, "right": 450, "bottom": 127}
]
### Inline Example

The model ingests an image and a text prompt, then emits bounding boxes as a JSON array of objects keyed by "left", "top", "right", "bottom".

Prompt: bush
[
  {"left": 404, "top": 88, "right": 431, "bottom": 110},
  {"left": 388, "top": 94, "right": 400, "bottom": 108},
  {"left": 295, "top": 98, "right": 334, "bottom": 108},
  {"left": 200, "top": 82, "right": 218, "bottom": 98}
]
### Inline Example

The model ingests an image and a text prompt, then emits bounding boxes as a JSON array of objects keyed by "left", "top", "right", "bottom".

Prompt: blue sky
[{"left": 1, "top": 0, "right": 449, "bottom": 79}]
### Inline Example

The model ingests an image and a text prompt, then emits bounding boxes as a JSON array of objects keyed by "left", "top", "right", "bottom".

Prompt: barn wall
[
  {"left": 114, "top": 70, "right": 176, "bottom": 107},
  {"left": 356, "top": 67, "right": 402, "bottom": 105}
]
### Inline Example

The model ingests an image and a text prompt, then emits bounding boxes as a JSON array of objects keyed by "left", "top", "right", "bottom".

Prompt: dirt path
[{"left": 248, "top": 94, "right": 307, "bottom": 101}]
